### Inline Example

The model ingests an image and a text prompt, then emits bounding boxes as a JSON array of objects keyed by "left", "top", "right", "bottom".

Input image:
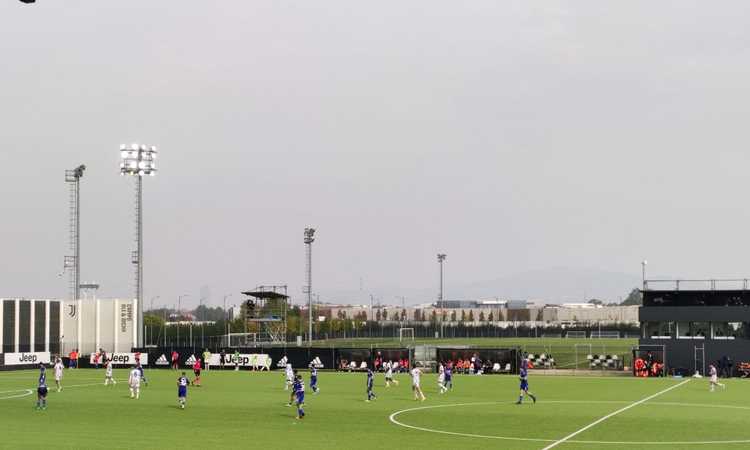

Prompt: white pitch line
[{"left": 540, "top": 379, "right": 690, "bottom": 450}]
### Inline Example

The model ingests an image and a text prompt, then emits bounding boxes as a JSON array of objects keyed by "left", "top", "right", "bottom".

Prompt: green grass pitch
[{"left": 0, "top": 368, "right": 747, "bottom": 449}]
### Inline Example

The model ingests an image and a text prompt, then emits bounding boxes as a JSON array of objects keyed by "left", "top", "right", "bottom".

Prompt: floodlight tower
[
  {"left": 437, "top": 253, "right": 447, "bottom": 337},
  {"left": 64, "top": 165, "right": 86, "bottom": 301},
  {"left": 120, "top": 143, "right": 158, "bottom": 348},
  {"left": 304, "top": 228, "right": 315, "bottom": 344}
]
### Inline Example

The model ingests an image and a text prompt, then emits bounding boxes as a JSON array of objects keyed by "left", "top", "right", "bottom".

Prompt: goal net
[
  {"left": 399, "top": 328, "right": 415, "bottom": 342},
  {"left": 590, "top": 331, "right": 620, "bottom": 339},
  {"left": 565, "top": 331, "right": 587, "bottom": 339},
  {"left": 227, "top": 333, "right": 258, "bottom": 347}
]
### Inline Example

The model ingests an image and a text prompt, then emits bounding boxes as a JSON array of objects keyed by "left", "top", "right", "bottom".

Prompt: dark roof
[{"left": 241, "top": 291, "right": 289, "bottom": 300}]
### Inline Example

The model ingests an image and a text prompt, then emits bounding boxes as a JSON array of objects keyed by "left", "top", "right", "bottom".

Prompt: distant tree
[
  {"left": 450, "top": 310, "right": 457, "bottom": 321},
  {"left": 391, "top": 311, "right": 400, "bottom": 321},
  {"left": 442, "top": 310, "right": 448, "bottom": 321},
  {"left": 413, "top": 309, "right": 422, "bottom": 321},
  {"left": 488, "top": 311, "right": 494, "bottom": 322},
  {"left": 401, "top": 309, "right": 407, "bottom": 321},
  {"left": 430, "top": 310, "right": 437, "bottom": 323},
  {"left": 376, "top": 309, "right": 382, "bottom": 321},
  {"left": 621, "top": 288, "right": 643, "bottom": 306},
  {"left": 468, "top": 310, "right": 475, "bottom": 322},
  {"left": 479, "top": 311, "right": 485, "bottom": 322},
  {"left": 382, "top": 308, "right": 388, "bottom": 320},
  {"left": 460, "top": 310, "right": 466, "bottom": 322}
]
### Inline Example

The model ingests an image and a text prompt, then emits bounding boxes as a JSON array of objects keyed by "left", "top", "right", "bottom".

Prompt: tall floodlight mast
[
  {"left": 304, "top": 228, "right": 315, "bottom": 345},
  {"left": 120, "top": 143, "right": 158, "bottom": 348},
  {"left": 64, "top": 165, "right": 86, "bottom": 301},
  {"left": 437, "top": 253, "right": 447, "bottom": 337}
]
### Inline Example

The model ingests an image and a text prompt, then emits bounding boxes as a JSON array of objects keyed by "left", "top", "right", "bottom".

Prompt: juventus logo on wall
[{"left": 67, "top": 304, "right": 77, "bottom": 318}]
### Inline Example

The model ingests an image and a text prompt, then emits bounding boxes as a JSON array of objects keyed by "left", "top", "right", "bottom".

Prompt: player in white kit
[
  {"left": 411, "top": 366, "right": 426, "bottom": 401},
  {"left": 437, "top": 363, "right": 447, "bottom": 393},
  {"left": 128, "top": 365, "right": 141, "bottom": 399},
  {"left": 104, "top": 359, "right": 116, "bottom": 386},
  {"left": 709, "top": 364, "right": 726, "bottom": 392},
  {"left": 53, "top": 357, "right": 64, "bottom": 392},
  {"left": 285, "top": 364, "right": 294, "bottom": 390},
  {"left": 384, "top": 361, "right": 399, "bottom": 387}
]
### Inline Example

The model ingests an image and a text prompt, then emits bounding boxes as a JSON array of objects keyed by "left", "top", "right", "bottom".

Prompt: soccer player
[
  {"left": 287, "top": 369, "right": 299, "bottom": 406},
  {"left": 366, "top": 366, "right": 377, "bottom": 402},
  {"left": 293, "top": 374, "right": 305, "bottom": 420},
  {"left": 219, "top": 349, "right": 226, "bottom": 370},
  {"left": 443, "top": 361, "right": 453, "bottom": 391},
  {"left": 129, "top": 365, "right": 141, "bottom": 399},
  {"left": 516, "top": 359, "right": 537, "bottom": 404},
  {"left": 203, "top": 349, "right": 212, "bottom": 371},
  {"left": 437, "top": 363, "right": 447, "bottom": 394},
  {"left": 285, "top": 363, "right": 294, "bottom": 390},
  {"left": 192, "top": 357, "right": 202, "bottom": 387},
  {"left": 384, "top": 361, "right": 398, "bottom": 387},
  {"left": 53, "top": 357, "right": 64, "bottom": 392},
  {"left": 234, "top": 350, "right": 240, "bottom": 371},
  {"left": 104, "top": 358, "right": 116, "bottom": 386},
  {"left": 411, "top": 366, "right": 426, "bottom": 401},
  {"left": 171, "top": 350, "right": 180, "bottom": 370},
  {"left": 137, "top": 362, "right": 148, "bottom": 386},
  {"left": 35, "top": 364, "right": 48, "bottom": 410},
  {"left": 709, "top": 364, "right": 726, "bottom": 392},
  {"left": 177, "top": 371, "right": 189, "bottom": 409},
  {"left": 309, "top": 364, "right": 319, "bottom": 394}
]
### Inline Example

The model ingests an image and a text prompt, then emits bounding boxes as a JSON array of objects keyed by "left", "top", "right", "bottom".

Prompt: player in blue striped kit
[
  {"left": 516, "top": 358, "right": 537, "bottom": 405},
  {"left": 366, "top": 367, "right": 377, "bottom": 402},
  {"left": 35, "top": 363, "right": 48, "bottom": 411},
  {"left": 177, "top": 372, "right": 189, "bottom": 409},
  {"left": 309, "top": 364, "right": 319, "bottom": 394},
  {"left": 293, "top": 374, "right": 305, "bottom": 419}
]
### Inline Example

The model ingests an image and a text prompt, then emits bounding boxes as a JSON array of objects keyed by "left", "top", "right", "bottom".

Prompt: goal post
[
  {"left": 399, "top": 328, "right": 415, "bottom": 342},
  {"left": 565, "top": 331, "right": 587, "bottom": 339},
  {"left": 590, "top": 331, "right": 620, "bottom": 339}
]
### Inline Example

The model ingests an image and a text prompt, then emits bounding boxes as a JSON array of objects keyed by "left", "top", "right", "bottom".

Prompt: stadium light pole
[
  {"left": 304, "top": 228, "right": 315, "bottom": 345},
  {"left": 177, "top": 294, "right": 189, "bottom": 346},
  {"left": 223, "top": 293, "right": 233, "bottom": 347},
  {"left": 642, "top": 260, "right": 648, "bottom": 290},
  {"left": 120, "top": 143, "right": 158, "bottom": 348},
  {"left": 437, "top": 253, "right": 447, "bottom": 338},
  {"left": 64, "top": 164, "right": 86, "bottom": 302}
]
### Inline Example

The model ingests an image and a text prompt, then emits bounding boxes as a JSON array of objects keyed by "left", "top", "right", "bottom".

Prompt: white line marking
[
  {"left": 0, "top": 389, "right": 33, "bottom": 400},
  {"left": 540, "top": 379, "right": 690, "bottom": 450},
  {"left": 390, "top": 398, "right": 750, "bottom": 445}
]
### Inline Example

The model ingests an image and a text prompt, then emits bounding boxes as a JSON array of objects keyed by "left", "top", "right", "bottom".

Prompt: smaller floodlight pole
[
  {"left": 642, "top": 260, "right": 648, "bottom": 290},
  {"left": 304, "top": 228, "right": 315, "bottom": 345},
  {"left": 120, "top": 144, "right": 158, "bottom": 348},
  {"left": 437, "top": 253, "right": 447, "bottom": 338}
]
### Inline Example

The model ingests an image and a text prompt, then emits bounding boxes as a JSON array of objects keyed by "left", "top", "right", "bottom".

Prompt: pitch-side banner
[
  {"left": 4, "top": 352, "right": 51, "bottom": 366},
  {"left": 89, "top": 352, "right": 148, "bottom": 365},
  {"left": 186, "top": 354, "right": 271, "bottom": 368}
]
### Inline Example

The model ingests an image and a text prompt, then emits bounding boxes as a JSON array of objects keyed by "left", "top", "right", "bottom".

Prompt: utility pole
[{"left": 304, "top": 228, "right": 315, "bottom": 345}]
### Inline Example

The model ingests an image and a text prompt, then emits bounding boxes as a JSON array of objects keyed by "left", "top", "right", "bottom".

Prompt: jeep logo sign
[
  {"left": 90, "top": 353, "right": 148, "bottom": 366},
  {"left": 4, "top": 352, "right": 50, "bottom": 366}
]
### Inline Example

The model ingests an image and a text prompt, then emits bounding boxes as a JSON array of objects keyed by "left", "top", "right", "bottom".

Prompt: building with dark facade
[{"left": 639, "top": 280, "right": 750, "bottom": 375}]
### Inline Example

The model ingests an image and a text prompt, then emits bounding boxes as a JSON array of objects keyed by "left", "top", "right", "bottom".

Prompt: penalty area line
[{"left": 540, "top": 379, "right": 690, "bottom": 450}]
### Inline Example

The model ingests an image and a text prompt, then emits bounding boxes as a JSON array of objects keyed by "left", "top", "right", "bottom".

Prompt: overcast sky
[{"left": 3, "top": 1, "right": 750, "bottom": 308}]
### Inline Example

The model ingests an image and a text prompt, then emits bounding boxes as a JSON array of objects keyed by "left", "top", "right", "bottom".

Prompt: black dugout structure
[
  {"left": 639, "top": 280, "right": 750, "bottom": 376},
  {"left": 437, "top": 347, "right": 519, "bottom": 374}
]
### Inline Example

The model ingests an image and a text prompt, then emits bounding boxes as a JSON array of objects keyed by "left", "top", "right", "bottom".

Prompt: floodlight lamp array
[{"left": 119, "top": 143, "right": 158, "bottom": 176}]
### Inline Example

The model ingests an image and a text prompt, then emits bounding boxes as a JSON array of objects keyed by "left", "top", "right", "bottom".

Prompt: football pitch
[{"left": 0, "top": 368, "right": 747, "bottom": 450}]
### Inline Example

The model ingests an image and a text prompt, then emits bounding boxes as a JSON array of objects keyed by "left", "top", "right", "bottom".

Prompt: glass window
[
  {"left": 692, "top": 322, "right": 709, "bottom": 339},
  {"left": 643, "top": 322, "right": 673, "bottom": 338},
  {"left": 712, "top": 322, "right": 749, "bottom": 340}
]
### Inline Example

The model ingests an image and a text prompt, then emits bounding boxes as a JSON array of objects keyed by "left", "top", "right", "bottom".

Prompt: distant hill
[{"left": 317, "top": 267, "right": 641, "bottom": 306}]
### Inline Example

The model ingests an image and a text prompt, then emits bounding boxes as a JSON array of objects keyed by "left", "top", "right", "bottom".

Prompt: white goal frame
[
  {"left": 565, "top": 331, "right": 587, "bottom": 339},
  {"left": 399, "top": 328, "right": 415, "bottom": 342},
  {"left": 590, "top": 331, "right": 620, "bottom": 339}
]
